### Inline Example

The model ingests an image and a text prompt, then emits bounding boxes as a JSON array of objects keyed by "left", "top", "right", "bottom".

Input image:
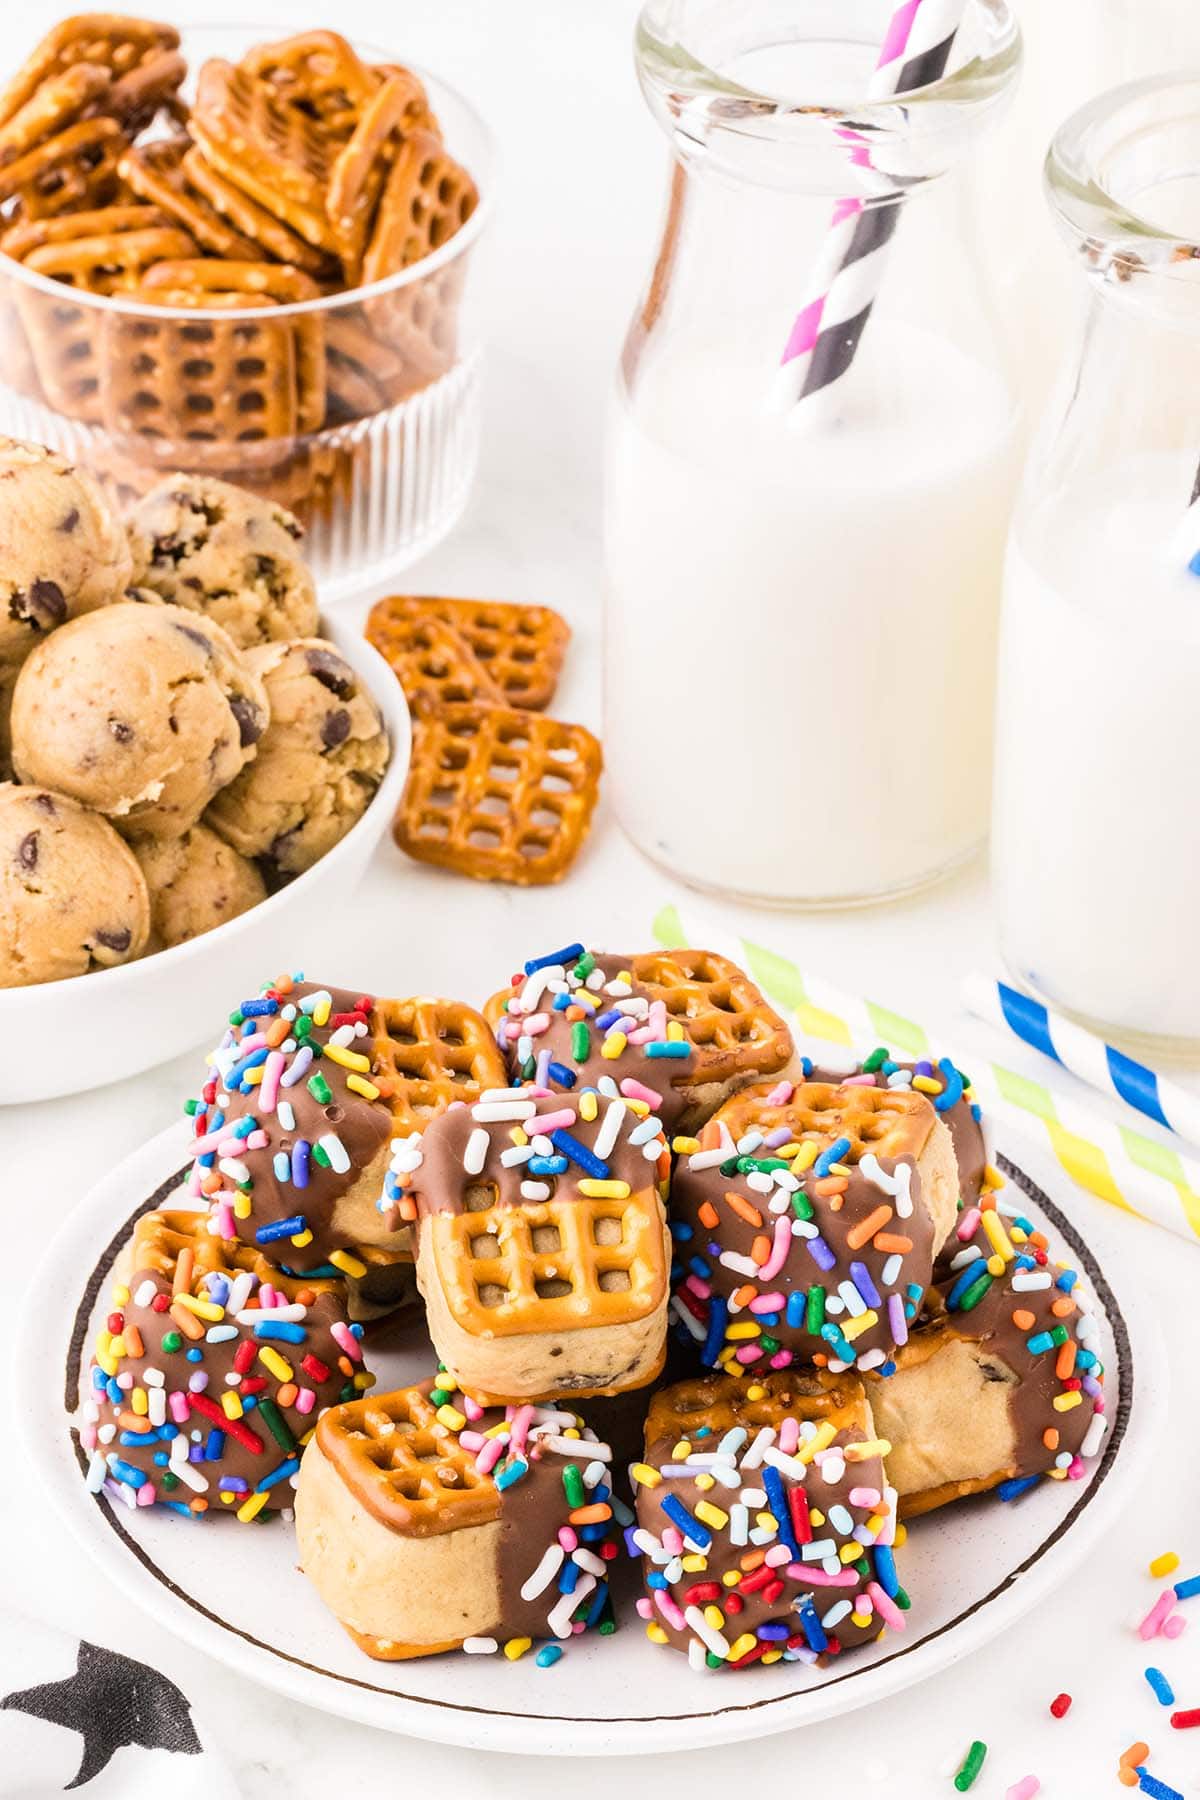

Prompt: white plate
[
  {"left": 21, "top": 1120, "right": 1162, "bottom": 1756},
  {"left": 0, "top": 625, "right": 411, "bottom": 1105}
]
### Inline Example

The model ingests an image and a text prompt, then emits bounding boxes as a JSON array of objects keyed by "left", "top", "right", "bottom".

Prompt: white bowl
[{"left": 0, "top": 621, "right": 410, "bottom": 1105}]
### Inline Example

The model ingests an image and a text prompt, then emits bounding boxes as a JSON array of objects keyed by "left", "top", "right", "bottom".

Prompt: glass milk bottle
[
  {"left": 604, "top": 0, "right": 1022, "bottom": 907},
  {"left": 979, "top": 0, "right": 1200, "bottom": 417},
  {"left": 993, "top": 76, "right": 1200, "bottom": 1050}
]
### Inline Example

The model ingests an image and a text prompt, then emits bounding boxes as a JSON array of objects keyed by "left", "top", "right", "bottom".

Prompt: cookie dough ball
[
  {"left": 206, "top": 639, "right": 388, "bottom": 875},
  {"left": 10, "top": 603, "right": 269, "bottom": 839},
  {"left": 134, "top": 823, "right": 267, "bottom": 950},
  {"left": 0, "top": 784, "right": 150, "bottom": 985},
  {"left": 127, "top": 474, "right": 319, "bottom": 649},
  {"left": 0, "top": 437, "right": 131, "bottom": 666}
]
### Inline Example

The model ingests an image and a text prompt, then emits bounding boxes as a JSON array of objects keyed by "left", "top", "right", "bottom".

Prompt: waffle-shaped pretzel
[
  {"left": 647, "top": 1365, "right": 871, "bottom": 1446},
  {"left": 370, "top": 995, "right": 508, "bottom": 1136},
  {"left": 11, "top": 285, "right": 102, "bottom": 421},
  {"left": 77, "top": 1206, "right": 371, "bottom": 1520},
  {"left": 361, "top": 128, "right": 479, "bottom": 284},
  {"left": 430, "top": 1189, "right": 665, "bottom": 1337},
  {"left": 180, "top": 145, "right": 333, "bottom": 277},
  {"left": 329, "top": 264, "right": 462, "bottom": 411},
  {"left": 715, "top": 1077, "right": 960, "bottom": 1247},
  {"left": 486, "top": 946, "right": 796, "bottom": 1129},
  {"left": 633, "top": 1369, "right": 900, "bottom": 1667},
  {"left": 0, "top": 202, "right": 168, "bottom": 261},
  {"left": 325, "top": 312, "right": 407, "bottom": 418},
  {"left": 297, "top": 1377, "right": 622, "bottom": 1659},
  {"left": 395, "top": 702, "right": 601, "bottom": 886},
  {"left": 100, "top": 288, "right": 300, "bottom": 463},
  {"left": 6, "top": 119, "right": 125, "bottom": 221},
  {"left": 104, "top": 45, "right": 185, "bottom": 134},
  {"left": 870, "top": 1195, "right": 1106, "bottom": 1517},
  {"left": 367, "top": 595, "right": 569, "bottom": 711},
  {"left": 22, "top": 222, "right": 196, "bottom": 293},
  {"left": 0, "top": 63, "right": 111, "bottom": 165},
  {"left": 669, "top": 1078, "right": 958, "bottom": 1379},
  {"left": 0, "top": 115, "right": 126, "bottom": 207},
  {"left": 315, "top": 1384, "right": 499, "bottom": 1536},
  {"left": 718, "top": 1081, "right": 946, "bottom": 1167},
  {"left": 137, "top": 258, "right": 326, "bottom": 435},
  {"left": 190, "top": 60, "right": 340, "bottom": 256},
  {"left": 6, "top": 202, "right": 173, "bottom": 421},
  {"left": 405, "top": 1089, "right": 671, "bottom": 1402},
  {"left": 129, "top": 1206, "right": 343, "bottom": 1299},
  {"left": 365, "top": 611, "right": 504, "bottom": 713},
  {"left": 326, "top": 71, "right": 424, "bottom": 283},
  {"left": 0, "top": 16, "right": 178, "bottom": 129},
  {"left": 119, "top": 138, "right": 260, "bottom": 258},
  {"left": 241, "top": 31, "right": 381, "bottom": 140}
]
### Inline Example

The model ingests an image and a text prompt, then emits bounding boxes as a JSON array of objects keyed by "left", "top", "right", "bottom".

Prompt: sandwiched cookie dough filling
[{"left": 295, "top": 1378, "right": 621, "bottom": 1658}]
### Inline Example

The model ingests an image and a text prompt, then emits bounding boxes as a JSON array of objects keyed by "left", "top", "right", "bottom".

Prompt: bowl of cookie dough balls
[{"left": 0, "top": 439, "right": 410, "bottom": 1104}]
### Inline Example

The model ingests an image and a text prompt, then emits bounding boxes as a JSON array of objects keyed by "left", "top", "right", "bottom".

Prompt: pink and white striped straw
[{"left": 773, "top": 0, "right": 967, "bottom": 410}]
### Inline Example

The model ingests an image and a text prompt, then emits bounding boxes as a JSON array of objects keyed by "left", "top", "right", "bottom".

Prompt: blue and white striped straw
[{"left": 962, "top": 972, "right": 1200, "bottom": 1161}]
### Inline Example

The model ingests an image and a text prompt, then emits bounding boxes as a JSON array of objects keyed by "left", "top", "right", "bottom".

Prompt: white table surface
[{"left": 2, "top": 2, "right": 1198, "bottom": 1795}]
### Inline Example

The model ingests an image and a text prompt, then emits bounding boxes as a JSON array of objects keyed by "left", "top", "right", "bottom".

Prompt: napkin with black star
[{"left": 0, "top": 1613, "right": 239, "bottom": 1796}]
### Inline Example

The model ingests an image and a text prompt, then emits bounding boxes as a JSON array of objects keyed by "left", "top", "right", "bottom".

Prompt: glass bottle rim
[
  {"left": 634, "top": 0, "right": 1020, "bottom": 153},
  {"left": 1046, "top": 73, "right": 1200, "bottom": 285}
]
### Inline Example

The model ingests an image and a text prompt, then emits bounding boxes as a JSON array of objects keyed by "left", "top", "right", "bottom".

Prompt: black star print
[{"left": 2, "top": 1640, "right": 202, "bottom": 1788}]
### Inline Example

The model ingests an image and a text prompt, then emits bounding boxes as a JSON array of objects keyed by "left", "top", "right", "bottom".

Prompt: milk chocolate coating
[
  {"left": 638, "top": 1373, "right": 892, "bottom": 1662},
  {"left": 494, "top": 953, "right": 692, "bottom": 1124},
  {"left": 410, "top": 1091, "right": 665, "bottom": 1221},
  {"left": 928, "top": 1213, "right": 1098, "bottom": 1483},
  {"left": 671, "top": 1151, "right": 932, "bottom": 1373},
  {"left": 84, "top": 1265, "right": 355, "bottom": 1514},
  {"left": 813, "top": 1058, "right": 986, "bottom": 1204},
  {"left": 190, "top": 980, "right": 392, "bottom": 1273},
  {"left": 492, "top": 949, "right": 791, "bottom": 1130}
]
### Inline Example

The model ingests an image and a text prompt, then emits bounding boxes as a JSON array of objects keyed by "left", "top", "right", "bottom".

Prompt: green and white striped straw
[{"left": 653, "top": 901, "right": 1200, "bottom": 1246}]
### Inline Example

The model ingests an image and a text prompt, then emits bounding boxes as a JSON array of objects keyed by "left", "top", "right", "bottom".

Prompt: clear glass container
[
  {"left": 604, "top": 0, "right": 1022, "bottom": 907},
  {"left": 993, "top": 75, "right": 1200, "bottom": 1051},
  {"left": 0, "top": 27, "right": 493, "bottom": 603},
  {"left": 977, "top": 0, "right": 1200, "bottom": 422}
]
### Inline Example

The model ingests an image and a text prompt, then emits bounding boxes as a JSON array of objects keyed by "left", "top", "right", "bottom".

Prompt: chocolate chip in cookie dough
[
  {"left": 305, "top": 647, "right": 355, "bottom": 699},
  {"left": 229, "top": 695, "right": 264, "bottom": 747},
  {"left": 31, "top": 792, "right": 56, "bottom": 816},
  {"left": 321, "top": 708, "right": 351, "bottom": 749},
  {"left": 95, "top": 926, "right": 132, "bottom": 953},
  {"left": 59, "top": 507, "right": 80, "bottom": 533},
  {"left": 9, "top": 578, "right": 67, "bottom": 631},
  {"left": 108, "top": 718, "right": 135, "bottom": 745},
  {"left": 15, "top": 831, "right": 37, "bottom": 871},
  {"left": 171, "top": 620, "right": 214, "bottom": 657},
  {"left": 268, "top": 827, "right": 299, "bottom": 867}
]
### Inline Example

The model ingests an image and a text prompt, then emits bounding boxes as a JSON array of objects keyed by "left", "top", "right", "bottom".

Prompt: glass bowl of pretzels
[{"left": 0, "top": 18, "right": 492, "bottom": 602}]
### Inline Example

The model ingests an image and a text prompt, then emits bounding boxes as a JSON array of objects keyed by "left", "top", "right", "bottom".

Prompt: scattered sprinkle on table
[
  {"left": 1145, "top": 1667, "right": 1176, "bottom": 1707},
  {"left": 953, "top": 1741, "right": 987, "bottom": 1791}
]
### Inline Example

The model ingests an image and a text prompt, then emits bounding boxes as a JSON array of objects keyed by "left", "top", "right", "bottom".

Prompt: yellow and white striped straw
[{"left": 653, "top": 901, "right": 1200, "bottom": 1246}]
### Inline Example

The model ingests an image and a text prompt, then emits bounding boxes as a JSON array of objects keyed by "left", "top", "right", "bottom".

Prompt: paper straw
[
  {"left": 774, "top": 0, "right": 966, "bottom": 410},
  {"left": 1168, "top": 493, "right": 1200, "bottom": 575},
  {"left": 652, "top": 901, "right": 1200, "bottom": 1246},
  {"left": 962, "top": 971, "right": 1200, "bottom": 1160}
]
